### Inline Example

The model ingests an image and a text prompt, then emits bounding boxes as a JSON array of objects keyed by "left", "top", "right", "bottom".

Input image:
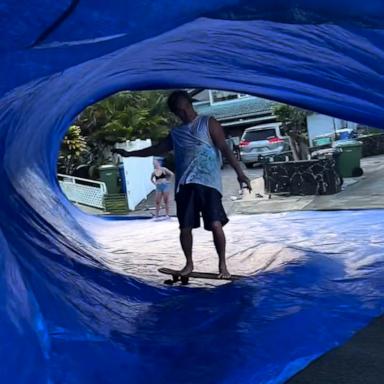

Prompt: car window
[{"left": 243, "top": 129, "right": 276, "bottom": 141}]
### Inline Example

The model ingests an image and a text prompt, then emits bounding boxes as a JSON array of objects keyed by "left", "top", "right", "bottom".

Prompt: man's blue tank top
[{"left": 169, "top": 115, "right": 222, "bottom": 194}]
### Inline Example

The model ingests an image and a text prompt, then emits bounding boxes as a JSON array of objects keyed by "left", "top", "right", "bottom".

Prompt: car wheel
[{"left": 245, "top": 163, "right": 253, "bottom": 169}]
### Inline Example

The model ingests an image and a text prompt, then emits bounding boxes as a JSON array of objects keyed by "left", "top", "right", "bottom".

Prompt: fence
[{"left": 58, "top": 174, "right": 107, "bottom": 209}]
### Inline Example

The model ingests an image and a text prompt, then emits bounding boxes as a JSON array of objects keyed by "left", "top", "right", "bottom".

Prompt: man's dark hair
[{"left": 167, "top": 90, "right": 192, "bottom": 113}]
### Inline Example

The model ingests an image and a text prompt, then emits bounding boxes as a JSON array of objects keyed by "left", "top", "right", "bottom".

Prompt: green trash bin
[
  {"left": 334, "top": 140, "right": 363, "bottom": 178},
  {"left": 98, "top": 164, "right": 121, "bottom": 194}
]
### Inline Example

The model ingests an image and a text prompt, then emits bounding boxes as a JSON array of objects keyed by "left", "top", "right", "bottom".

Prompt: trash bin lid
[
  {"left": 313, "top": 137, "right": 332, "bottom": 146},
  {"left": 333, "top": 139, "right": 362, "bottom": 148}
]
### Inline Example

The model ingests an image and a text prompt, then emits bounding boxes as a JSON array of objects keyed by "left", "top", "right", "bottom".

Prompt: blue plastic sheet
[{"left": 1, "top": 1, "right": 384, "bottom": 383}]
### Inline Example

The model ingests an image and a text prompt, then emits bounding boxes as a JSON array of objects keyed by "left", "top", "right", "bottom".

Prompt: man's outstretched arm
[
  {"left": 112, "top": 136, "right": 172, "bottom": 157},
  {"left": 209, "top": 118, "right": 252, "bottom": 191}
]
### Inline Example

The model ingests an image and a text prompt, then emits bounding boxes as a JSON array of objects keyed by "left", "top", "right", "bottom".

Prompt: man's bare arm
[
  {"left": 209, "top": 118, "right": 252, "bottom": 190},
  {"left": 112, "top": 136, "right": 171, "bottom": 157}
]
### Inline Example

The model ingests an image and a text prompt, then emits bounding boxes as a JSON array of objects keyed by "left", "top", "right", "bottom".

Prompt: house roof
[{"left": 194, "top": 96, "right": 276, "bottom": 121}]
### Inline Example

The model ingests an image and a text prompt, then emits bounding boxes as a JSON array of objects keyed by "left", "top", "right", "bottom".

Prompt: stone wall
[
  {"left": 263, "top": 159, "right": 342, "bottom": 195},
  {"left": 359, "top": 133, "right": 384, "bottom": 157}
]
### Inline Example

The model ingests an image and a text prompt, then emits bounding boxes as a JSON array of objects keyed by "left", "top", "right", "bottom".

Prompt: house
[
  {"left": 190, "top": 89, "right": 277, "bottom": 138},
  {"left": 191, "top": 90, "right": 366, "bottom": 148}
]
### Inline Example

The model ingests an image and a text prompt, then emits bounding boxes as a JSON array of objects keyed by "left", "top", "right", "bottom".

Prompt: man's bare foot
[
  {"left": 179, "top": 263, "right": 194, "bottom": 276},
  {"left": 218, "top": 264, "right": 231, "bottom": 279}
]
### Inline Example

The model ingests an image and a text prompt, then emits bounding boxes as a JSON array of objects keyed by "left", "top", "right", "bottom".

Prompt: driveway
[
  {"left": 77, "top": 154, "right": 384, "bottom": 216},
  {"left": 133, "top": 164, "right": 263, "bottom": 217},
  {"left": 233, "top": 154, "right": 384, "bottom": 214}
]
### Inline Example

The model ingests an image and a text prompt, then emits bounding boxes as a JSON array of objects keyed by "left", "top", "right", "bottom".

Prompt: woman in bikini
[{"left": 151, "top": 159, "right": 174, "bottom": 218}]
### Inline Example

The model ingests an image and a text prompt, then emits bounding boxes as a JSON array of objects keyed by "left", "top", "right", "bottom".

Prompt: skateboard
[{"left": 158, "top": 267, "right": 244, "bottom": 285}]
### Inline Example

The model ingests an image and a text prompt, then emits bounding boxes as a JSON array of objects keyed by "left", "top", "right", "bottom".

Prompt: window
[
  {"left": 340, "top": 120, "right": 348, "bottom": 129},
  {"left": 210, "top": 90, "right": 252, "bottom": 103},
  {"left": 211, "top": 90, "right": 239, "bottom": 103},
  {"left": 193, "top": 90, "right": 210, "bottom": 103},
  {"left": 243, "top": 129, "right": 276, "bottom": 141}
]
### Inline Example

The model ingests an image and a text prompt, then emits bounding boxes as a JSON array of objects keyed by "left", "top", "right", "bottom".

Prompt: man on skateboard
[{"left": 112, "top": 90, "right": 251, "bottom": 278}]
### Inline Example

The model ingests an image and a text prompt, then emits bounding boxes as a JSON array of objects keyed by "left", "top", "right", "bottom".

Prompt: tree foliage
[
  {"left": 273, "top": 104, "right": 308, "bottom": 135},
  {"left": 59, "top": 91, "right": 177, "bottom": 172},
  {"left": 273, "top": 103, "right": 309, "bottom": 160},
  {"left": 78, "top": 91, "right": 175, "bottom": 142},
  {"left": 58, "top": 125, "right": 88, "bottom": 174}
]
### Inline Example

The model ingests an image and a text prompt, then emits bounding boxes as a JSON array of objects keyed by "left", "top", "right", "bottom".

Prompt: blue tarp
[{"left": 0, "top": 1, "right": 384, "bottom": 383}]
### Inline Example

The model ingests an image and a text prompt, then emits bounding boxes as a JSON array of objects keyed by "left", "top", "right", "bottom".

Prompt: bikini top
[{"left": 154, "top": 170, "right": 167, "bottom": 180}]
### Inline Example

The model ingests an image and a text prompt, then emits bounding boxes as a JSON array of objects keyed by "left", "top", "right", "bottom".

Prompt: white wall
[
  {"left": 307, "top": 113, "right": 357, "bottom": 147},
  {"left": 307, "top": 114, "right": 336, "bottom": 146},
  {"left": 115, "top": 139, "right": 155, "bottom": 210}
]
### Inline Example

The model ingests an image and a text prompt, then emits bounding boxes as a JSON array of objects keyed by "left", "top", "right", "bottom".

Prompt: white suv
[{"left": 239, "top": 124, "right": 290, "bottom": 168}]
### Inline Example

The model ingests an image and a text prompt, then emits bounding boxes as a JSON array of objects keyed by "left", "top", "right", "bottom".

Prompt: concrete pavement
[
  {"left": 131, "top": 164, "right": 263, "bottom": 217},
  {"left": 234, "top": 155, "right": 384, "bottom": 214},
  {"left": 77, "top": 154, "right": 384, "bottom": 216}
]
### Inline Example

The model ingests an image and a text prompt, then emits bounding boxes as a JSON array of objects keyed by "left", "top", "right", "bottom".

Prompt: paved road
[{"left": 134, "top": 163, "right": 263, "bottom": 217}]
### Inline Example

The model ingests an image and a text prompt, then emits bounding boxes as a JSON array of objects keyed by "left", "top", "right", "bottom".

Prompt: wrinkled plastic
[{"left": 1, "top": 1, "right": 384, "bottom": 383}]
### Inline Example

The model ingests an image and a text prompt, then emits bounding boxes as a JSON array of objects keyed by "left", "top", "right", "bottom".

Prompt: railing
[{"left": 58, "top": 174, "right": 107, "bottom": 209}]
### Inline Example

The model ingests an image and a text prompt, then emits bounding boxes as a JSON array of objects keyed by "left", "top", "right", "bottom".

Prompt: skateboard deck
[{"left": 158, "top": 267, "right": 244, "bottom": 285}]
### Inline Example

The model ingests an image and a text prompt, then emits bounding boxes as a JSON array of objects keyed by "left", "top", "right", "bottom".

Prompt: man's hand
[
  {"left": 111, "top": 148, "right": 128, "bottom": 156},
  {"left": 237, "top": 172, "right": 252, "bottom": 191},
  {"left": 111, "top": 137, "right": 172, "bottom": 158}
]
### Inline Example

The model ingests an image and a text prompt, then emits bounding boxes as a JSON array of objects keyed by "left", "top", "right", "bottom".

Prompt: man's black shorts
[{"left": 175, "top": 183, "right": 229, "bottom": 231}]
